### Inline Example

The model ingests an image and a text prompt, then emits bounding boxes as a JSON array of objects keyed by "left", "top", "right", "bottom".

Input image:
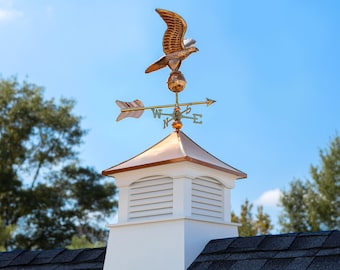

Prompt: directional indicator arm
[
  {"left": 161, "top": 106, "right": 202, "bottom": 128},
  {"left": 118, "top": 98, "right": 215, "bottom": 113},
  {"left": 116, "top": 98, "right": 215, "bottom": 130},
  {"left": 182, "top": 98, "right": 215, "bottom": 107}
]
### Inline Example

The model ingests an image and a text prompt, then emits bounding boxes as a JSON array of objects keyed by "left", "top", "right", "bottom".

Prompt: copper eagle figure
[{"left": 145, "top": 8, "right": 199, "bottom": 74}]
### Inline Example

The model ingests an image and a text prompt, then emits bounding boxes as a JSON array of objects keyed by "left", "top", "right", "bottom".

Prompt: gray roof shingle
[
  {"left": 0, "top": 247, "right": 105, "bottom": 270},
  {"left": 188, "top": 230, "right": 340, "bottom": 270}
]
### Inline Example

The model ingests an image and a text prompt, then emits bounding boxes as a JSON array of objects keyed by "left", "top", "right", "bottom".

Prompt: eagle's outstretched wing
[
  {"left": 156, "top": 8, "right": 187, "bottom": 54},
  {"left": 145, "top": 9, "right": 198, "bottom": 74}
]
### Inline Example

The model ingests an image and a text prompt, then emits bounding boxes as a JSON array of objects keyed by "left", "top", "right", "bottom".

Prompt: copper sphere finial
[{"left": 167, "top": 71, "right": 186, "bottom": 92}]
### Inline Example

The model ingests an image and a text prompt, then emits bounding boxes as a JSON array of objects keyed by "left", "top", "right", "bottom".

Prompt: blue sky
[{"left": 1, "top": 0, "right": 339, "bottom": 231}]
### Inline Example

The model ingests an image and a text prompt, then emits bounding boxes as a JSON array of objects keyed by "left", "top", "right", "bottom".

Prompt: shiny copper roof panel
[{"left": 102, "top": 131, "right": 246, "bottom": 178}]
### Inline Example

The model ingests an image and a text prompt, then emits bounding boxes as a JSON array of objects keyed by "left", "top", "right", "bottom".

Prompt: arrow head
[{"left": 206, "top": 98, "right": 216, "bottom": 107}]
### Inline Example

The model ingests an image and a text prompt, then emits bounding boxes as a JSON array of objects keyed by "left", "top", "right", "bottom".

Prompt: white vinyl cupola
[{"left": 102, "top": 131, "right": 246, "bottom": 270}]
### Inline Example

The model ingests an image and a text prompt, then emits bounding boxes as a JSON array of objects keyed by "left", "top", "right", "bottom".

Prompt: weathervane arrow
[{"left": 116, "top": 98, "right": 215, "bottom": 122}]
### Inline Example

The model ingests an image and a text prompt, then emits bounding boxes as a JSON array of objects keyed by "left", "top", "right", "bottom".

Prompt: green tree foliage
[
  {"left": 0, "top": 77, "right": 117, "bottom": 250},
  {"left": 66, "top": 235, "right": 105, "bottom": 250},
  {"left": 279, "top": 135, "right": 340, "bottom": 232},
  {"left": 255, "top": 205, "right": 273, "bottom": 235},
  {"left": 232, "top": 199, "right": 273, "bottom": 236},
  {"left": 0, "top": 217, "right": 15, "bottom": 251},
  {"left": 278, "top": 180, "right": 317, "bottom": 232}
]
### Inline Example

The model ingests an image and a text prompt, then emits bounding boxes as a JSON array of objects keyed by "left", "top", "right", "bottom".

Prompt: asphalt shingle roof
[
  {"left": 188, "top": 230, "right": 340, "bottom": 270},
  {"left": 0, "top": 231, "right": 339, "bottom": 269},
  {"left": 0, "top": 247, "right": 105, "bottom": 270}
]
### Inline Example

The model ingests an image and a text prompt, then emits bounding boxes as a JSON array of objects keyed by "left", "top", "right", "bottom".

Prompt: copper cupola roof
[{"left": 102, "top": 131, "right": 246, "bottom": 178}]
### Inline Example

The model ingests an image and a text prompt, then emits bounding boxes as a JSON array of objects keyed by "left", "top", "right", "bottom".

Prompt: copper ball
[
  {"left": 167, "top": 71, "right": 186, "bottom": 92},
  {"left": 172, "top": 120, "right": 183, "bottom": 130}
]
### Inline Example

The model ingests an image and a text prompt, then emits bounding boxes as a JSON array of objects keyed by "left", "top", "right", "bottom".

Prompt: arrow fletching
[{"left": 116, "top": 99, "right": 144, "bottom": 121}]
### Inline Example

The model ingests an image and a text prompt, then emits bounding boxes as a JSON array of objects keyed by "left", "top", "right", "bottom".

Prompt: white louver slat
[
  {"left": 128, "top": 177, "right": 173, "bottom": 221},
  {"left": 192, "top": 177, "right": 224, "bottom": 221}
]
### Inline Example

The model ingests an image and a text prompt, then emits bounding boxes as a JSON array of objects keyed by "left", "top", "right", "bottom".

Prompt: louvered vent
[
  {"left": 192, "top": 177, "right": 224, "bottom": 221},
  {"left": 128, "top": 177, "right": 173, "bottom": 221}
]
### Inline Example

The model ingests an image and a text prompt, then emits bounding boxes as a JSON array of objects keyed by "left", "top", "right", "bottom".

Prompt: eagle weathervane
[{"left": 116, "top": 8, "right": 215, "bottom": 131}]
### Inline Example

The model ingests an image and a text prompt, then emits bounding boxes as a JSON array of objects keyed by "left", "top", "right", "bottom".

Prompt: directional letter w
[{"left": 151, "top": 108, "right": 163, "bottom": 119}]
